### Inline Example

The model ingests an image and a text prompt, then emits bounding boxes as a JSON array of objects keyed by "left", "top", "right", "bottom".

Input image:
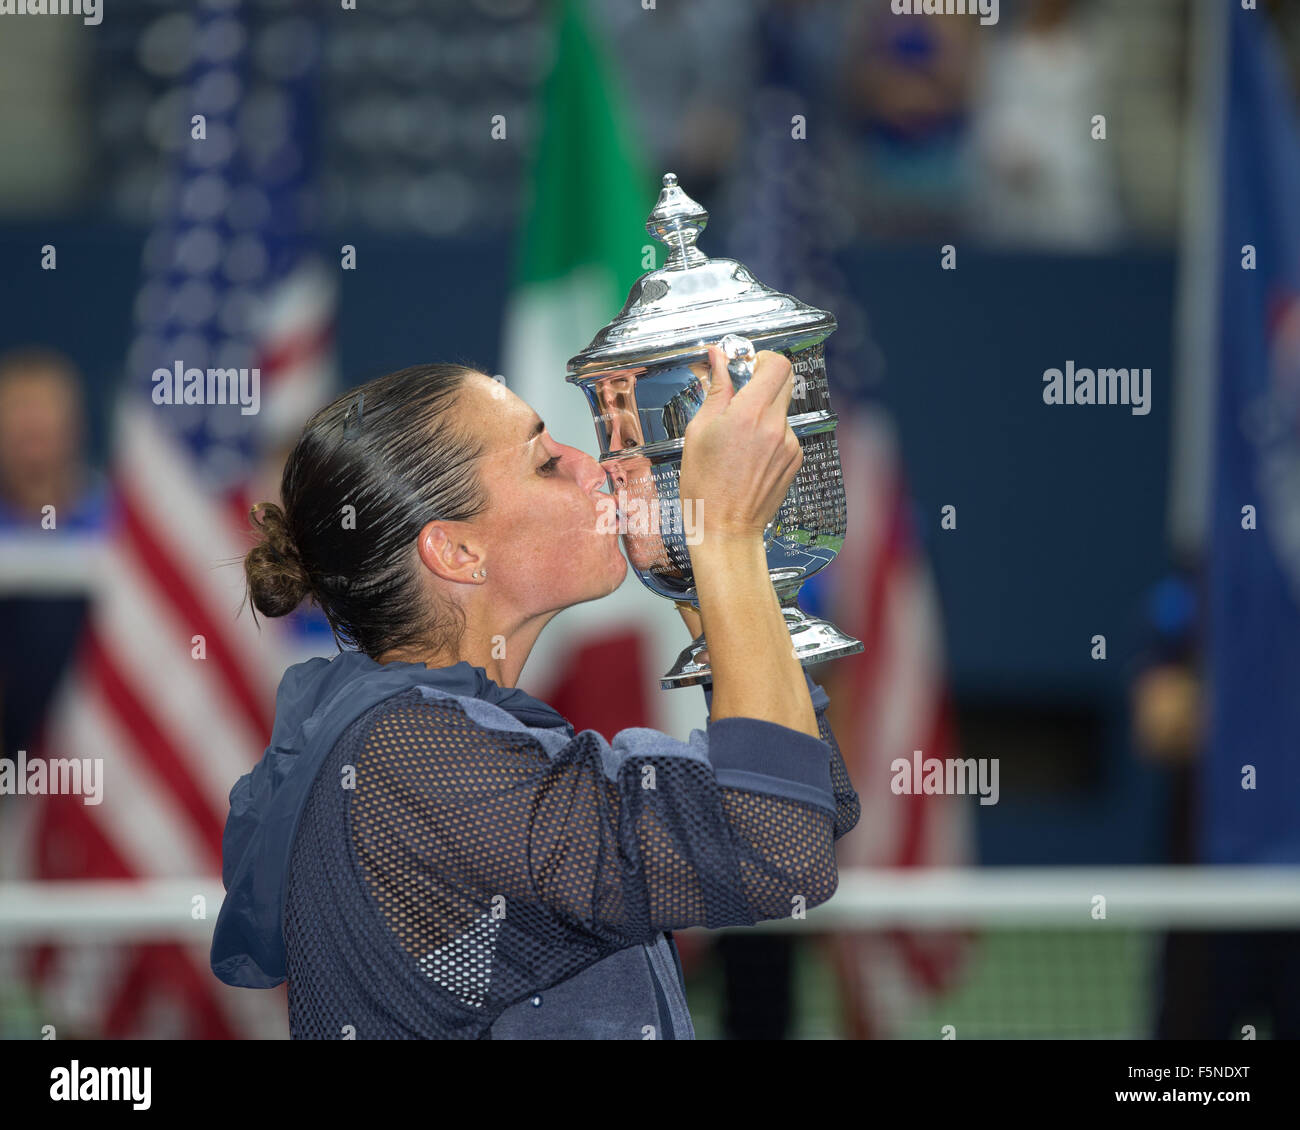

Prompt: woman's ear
[{"left": 415, "top": 520, "right": 482, "bottom": 584}]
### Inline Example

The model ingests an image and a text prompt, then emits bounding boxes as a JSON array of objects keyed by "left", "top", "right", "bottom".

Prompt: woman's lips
[{"left": 592, "top": 491, "right": 621, "bottom": 535}]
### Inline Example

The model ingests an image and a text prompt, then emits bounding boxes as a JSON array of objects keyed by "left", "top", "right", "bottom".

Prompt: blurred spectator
[
  {"left": 1130, "top": 566, "right": 1212, "bottom": 1039},
  {"left": 834, "top": 2, "right": 979, "bottom": 239},
  {"left": 0, "top": 348, "right": 100, "bottom": 528},
  {"left": 964, "top": 0, "right": 1125, "bottom": 248},
  {"left": 1131, "top": 566, "right": 1204, "bottom": 858},
  {"left": 0, "top": 348, "right": 108, "bottom": 757},
  {"left": 1132, "top": 565, "right": 1300, "bottom": 1039},
  {"left": 0, "top": 19, "right": 87, "bottom": 215},
  {"left": 586, "top": 0, "right": 760, "bottom": 208}
]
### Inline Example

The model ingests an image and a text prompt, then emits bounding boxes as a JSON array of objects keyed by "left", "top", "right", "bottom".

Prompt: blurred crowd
[{"left": 5, "top": 0, "right": 1300, "bottom": 249}]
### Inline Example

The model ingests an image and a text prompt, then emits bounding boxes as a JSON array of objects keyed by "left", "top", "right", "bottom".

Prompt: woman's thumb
[{"left": 696, "top": 343, "right": 734, "bottom": 414}]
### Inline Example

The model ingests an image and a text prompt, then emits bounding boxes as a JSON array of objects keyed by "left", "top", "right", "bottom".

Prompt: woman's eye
[{"left": 538, "top": 455, "right": 561, "bottom": 475}]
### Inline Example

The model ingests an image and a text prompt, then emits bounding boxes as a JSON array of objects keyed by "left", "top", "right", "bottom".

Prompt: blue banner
[{"left": 1205, "top": 6, "right": 1300, "bottom": 863}]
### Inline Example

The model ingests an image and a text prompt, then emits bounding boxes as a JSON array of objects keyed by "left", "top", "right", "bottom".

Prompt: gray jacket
[{"left": 211, "top": 650, "right": 859, "bottom": 1039}]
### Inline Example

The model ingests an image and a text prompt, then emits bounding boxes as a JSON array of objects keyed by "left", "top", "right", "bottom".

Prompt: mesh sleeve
[
  {"left": 703, "top": 669, "right": 861, "bottom": 841},
  {"left": 346, "top": 689, "right": 842, "bottom": 962}
]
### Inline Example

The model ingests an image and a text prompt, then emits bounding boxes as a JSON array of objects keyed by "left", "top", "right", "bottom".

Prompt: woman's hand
[
  {"left": 673, "top": 345, "right": 815, "bottom": 736},
  {"left": 678, "top": 343, "right": 802, "bottom": 544}
]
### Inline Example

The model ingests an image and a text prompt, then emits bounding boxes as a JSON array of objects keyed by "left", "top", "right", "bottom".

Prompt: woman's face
[{"left": 457, "top": 371, "right": 627, "bottom": 616}]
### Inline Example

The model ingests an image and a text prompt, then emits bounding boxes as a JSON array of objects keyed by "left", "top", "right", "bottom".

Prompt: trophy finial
[{"left": 646, "top": 173, "right": 709, "bottom": 269}]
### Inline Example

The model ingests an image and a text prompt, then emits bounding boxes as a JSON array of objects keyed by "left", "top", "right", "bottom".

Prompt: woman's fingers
[{"left": 732, "top": 348, "right": 794, "bottom": 414}]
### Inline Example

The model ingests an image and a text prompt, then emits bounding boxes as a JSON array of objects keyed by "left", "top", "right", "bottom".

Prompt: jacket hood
[{"left": 210, "top": 649, "right": 572, "bottom": 989}]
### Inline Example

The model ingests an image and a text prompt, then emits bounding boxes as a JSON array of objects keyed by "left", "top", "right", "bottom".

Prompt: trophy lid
[{"left": 566, "top": 173, "right": 836, "bottom": 377}]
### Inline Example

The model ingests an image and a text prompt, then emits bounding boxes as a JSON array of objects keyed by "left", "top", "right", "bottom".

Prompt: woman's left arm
[{"left": 677, "top": 602, "right": 860, "bottom": 842}]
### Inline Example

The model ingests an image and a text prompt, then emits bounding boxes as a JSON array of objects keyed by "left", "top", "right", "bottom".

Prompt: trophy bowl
[{"left": 567, "top": 173, "right": 864, "bottom": 689}]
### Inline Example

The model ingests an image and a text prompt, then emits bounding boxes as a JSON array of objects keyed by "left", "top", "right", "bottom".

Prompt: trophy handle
[{"left": 718, "top": 333, "right": 756, "bottom": 390}]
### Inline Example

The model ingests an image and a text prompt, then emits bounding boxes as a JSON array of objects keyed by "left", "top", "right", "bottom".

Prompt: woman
[{"left": 209, "top": 343, "right": 860, "bottom": 1039}]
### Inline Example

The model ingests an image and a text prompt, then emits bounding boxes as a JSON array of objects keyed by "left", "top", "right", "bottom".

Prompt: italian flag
[{"left": 498, "top": 0, "right": 703, "bottom": 742}]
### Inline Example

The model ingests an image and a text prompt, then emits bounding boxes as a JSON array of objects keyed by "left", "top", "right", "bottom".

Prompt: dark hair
[{"left": 244, "top": 362, "right": 490, "bottom": 658}]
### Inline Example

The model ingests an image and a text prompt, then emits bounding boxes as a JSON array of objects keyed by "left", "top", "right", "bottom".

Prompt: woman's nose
[{"left": 570, "top": 447, "right": 607, "bottom": 494}]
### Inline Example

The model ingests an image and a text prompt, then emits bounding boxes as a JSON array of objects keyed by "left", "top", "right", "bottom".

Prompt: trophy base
[{"left": 659, "top": 601, "right": 865, "bottom": 690}]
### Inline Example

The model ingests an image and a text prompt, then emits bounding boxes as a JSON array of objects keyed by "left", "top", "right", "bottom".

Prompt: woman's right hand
[{"left": 678, "top": 343, "right": 803, "bottom": 544}]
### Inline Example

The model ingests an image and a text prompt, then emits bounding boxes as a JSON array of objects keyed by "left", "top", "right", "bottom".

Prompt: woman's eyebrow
[{"left": 515, "top": 416, "right": 546, "bottom": 463}]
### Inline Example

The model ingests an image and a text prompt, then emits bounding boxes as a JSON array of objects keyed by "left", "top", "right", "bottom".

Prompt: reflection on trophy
[
  {"left": 568, "top": 173, "right": 864, "bottom": 689},
  {"left": 596, "top": 371, "right": 678, "bottom": 577}
]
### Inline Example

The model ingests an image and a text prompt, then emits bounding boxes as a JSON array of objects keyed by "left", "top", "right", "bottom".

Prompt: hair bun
[{"left": 245, "top": 502, "right": 311, "bottom": 617}]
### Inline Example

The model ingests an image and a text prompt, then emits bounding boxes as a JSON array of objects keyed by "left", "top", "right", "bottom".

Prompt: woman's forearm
[{"left": 688, "top": 534, "right": 819, "bottom": 738}]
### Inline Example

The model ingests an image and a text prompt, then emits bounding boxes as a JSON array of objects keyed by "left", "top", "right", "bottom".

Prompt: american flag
[
  {"left": 9, "top": 0, "right": 333, "bottom": 1038},
  {"left": 721, "top": 41, "right": 974, "bottom": 1037},
  {"left": 819, "top": 411, "right": 973, "bottom": 1039}
]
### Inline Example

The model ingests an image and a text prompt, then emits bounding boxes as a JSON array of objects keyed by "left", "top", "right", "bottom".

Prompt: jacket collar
[{"left": 359, "top": 653, "right": 573, "bottom": 731}]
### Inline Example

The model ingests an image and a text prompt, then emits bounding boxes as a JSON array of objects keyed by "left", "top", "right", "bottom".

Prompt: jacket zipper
[{"left": 644, "top": 933, "right": 692, "bottom": 1039}]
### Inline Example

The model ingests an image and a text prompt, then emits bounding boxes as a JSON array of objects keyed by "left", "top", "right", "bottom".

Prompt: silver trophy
[{"left": 567, "top": 173, "right": 864, "bottom": 689}]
